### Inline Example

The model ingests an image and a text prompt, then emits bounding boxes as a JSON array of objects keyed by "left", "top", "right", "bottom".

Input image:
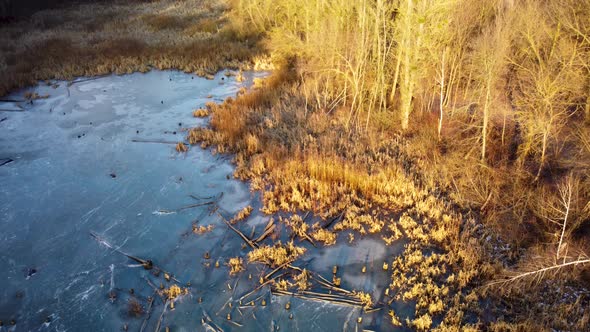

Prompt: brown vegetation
[
  {"left": 184, "top": 0, "right": 590, "bottom": 329},
  {"left": 227, "top": 257, "right": 244, "bottom": 275},
  {"left": 192, "top": 224, "right": 214, "bottom": 235},
  {"left": 292, "top": 269, "right": 311, "bottom": 291},
  {"left": 193, "top": 108, "right": 209, "bottom": 118},
  {"left": 175, "top": 142, "right": 188, "bottom": 153},
  {"left": 247, "top": 241, "right": 306, "bottom": 268},
  {"left": 127, "top": 298, "right": 144, "bottom": 317},
  {"left": 229, "top": 205, "right": 252, "bottom": 223},
  {"left": 162, "top": 284, "right": 188, "bottom": 300},
  {"left": 0, "top": 0, "right": 263, "bottom": 96},
  {"left": 188, "top": 65, "right": 495, "bottom": 328}
]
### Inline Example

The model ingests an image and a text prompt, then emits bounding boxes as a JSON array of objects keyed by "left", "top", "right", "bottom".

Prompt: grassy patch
[{"left": 0, "top": 0, "right": 262, "bottom": 96}]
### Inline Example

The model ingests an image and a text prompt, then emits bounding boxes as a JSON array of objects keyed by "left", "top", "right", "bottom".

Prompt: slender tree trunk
[
  {"left": 557, "top": 178, "right": 572, "bottom": 262},
  {"left": 501, "top": 112, "right": 507, "bottom": 146},
  {"left": 535, "top": 127, "right": 549, "bottom": 181},
  {"left": 400, "top": 0, "right": 414, "bottom": 131},
  {"left": 389, "top": 44, "right": 402, "bottom": 103},
  {"left": 438, "top": 50, "right": 445, "bottom": 141},
  {"left": 481, "top": 75, "right": 492, "bottom": 163},
  {"left": 585, "top": 94, "right": 590, "bottom": 124},
  {"left": 488, "top": 258, "right": 590, "bottom": 287}
]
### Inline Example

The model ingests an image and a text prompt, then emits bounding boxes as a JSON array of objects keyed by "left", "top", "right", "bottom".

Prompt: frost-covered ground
[{"left": 0, "top": 71, "right": 404, "bottom": 331}]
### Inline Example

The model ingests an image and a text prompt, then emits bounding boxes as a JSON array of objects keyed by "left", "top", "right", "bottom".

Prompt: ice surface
[{"left": 0, "top": 70, "right": 407, "bottom": 331}]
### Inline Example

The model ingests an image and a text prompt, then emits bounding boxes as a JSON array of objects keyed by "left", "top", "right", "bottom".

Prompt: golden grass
[
  {"left": 185, "top": 71, "right": 488, "bottom": 327},
  {"left": 193, "top": 224, "right": 214, "bottom": 235},
  {"left": 230, "top": 205, "right": 252, "bottom": 223},
  {"left": 274, "top": 278, "right": 291, "bottom": 291},
  {"left": 293, "top": 269, "right": 311, "bottom": 291},
  {"left": 247, "top": 241, "right": 306, "bottom": 268},
  {"left": 24, "top": 91, "right": 49, "bottom": 100},
  {"left": 163, "top": 284, "right": 188, "bottom": 300},
  {"left": 175, "top": 142, "right": 188, "bottom": 153},
  {"left": 193, "top": 108, "right": 209, "bottom": 117},
  {"left": 310, "top": 227, "right": 337, "bottom": 246},
  {"left": 227, "top": 257, "right": 244, "bottom": 275},
  {"left": 187, "top": 17, "right": 221, "bottom": 35},
  {"left": 351, "top": 291, "right": 373, "bottom": 310}
]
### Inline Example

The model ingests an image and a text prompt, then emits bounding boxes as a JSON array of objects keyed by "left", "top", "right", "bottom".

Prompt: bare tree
[
  {"left": 438, "top": 49, "right": 446, "bottom": 141},
  {"left": 489, "top": 174, "right": 590, "bottom": 288},
  {"left": 556, "top": 176, "right": 573, "bottom": 262}
]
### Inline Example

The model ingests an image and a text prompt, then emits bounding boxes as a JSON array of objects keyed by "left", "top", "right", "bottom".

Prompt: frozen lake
[{"left": 0, "top": 71, "right": 405, "bottom": 331}]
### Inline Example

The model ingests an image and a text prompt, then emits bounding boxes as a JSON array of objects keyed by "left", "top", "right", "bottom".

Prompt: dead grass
[
  {"left": 310, "top": 226, "right": 337, "bottom": 246},
  {"left": 0, "top": 0, "right": 262, "bottom": 96},
  {"left": 230, "top": 205, "right": 252, "bottom": 223},
  {"left": 127, "top": 298, "right": 144, "bottom": 317},
  {"left": 247, "top": 241, "right": 306, "bottom": 268},
  {"left": 142, "top": 13, "right": 194, "bottom": 31},
  {"left": 162, "top": 284, "right": 188, "bottom": 300},
  {"left": 193, "top": 108, "right": 209, "bottom": 117},
  {"left": 175, "top": 142, "right": 188, "bottom": 152},
  {"left": 293, "top": 269, "right": 311, "bottom": 291},
  {"left": 227, "top": 257, "right": 244, "bottom": 275},
  {"left": 351, "top": 291, "right": 373, "bottom": 310},
  {"left": 193, "top": 224, "right": 214, "bottom": 235},
  {"left": 185, "top": 17, "right": 222, "bottom": 35}
]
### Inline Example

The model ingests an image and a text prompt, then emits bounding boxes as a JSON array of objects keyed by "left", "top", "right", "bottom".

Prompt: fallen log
[
  {"left": 263, "top": 261, "right": 291, "bottom": 280},
  {"left": 254, "top": 218, "right": 276, "bottom": 244},
  {"left": 312, "top": 273, "right": 352, "bottom": 295},
  {"left": 139, "top": 292, "right": 156, "bottom": 332},
  {"left": 156, "top": 201, "right": 215, "bottom": 214},
  {"left": 300, "top": 290, "right": 361, "bottom": 302},
  {"left": 89, "top": 231, "right": 180, "bottom": 282},
  {"left": 226, "top": 319, "right": 243, "bottom": 327},
  {"left": 201, "top": 309, "right": 224, "bottom": 332},
  {"left": 323, "top": 210, "right": 345, "bottom": 229},
  {"left": 301, "top": 231, "right": 316, "bottom": 247},
  {"left": 189, "top": 194, "right": 216, "bottom": 201},
  {"left": 0, "top": 99, "right": 25, "bottom": 102},
  {"left": 271, "top": 289, "right": 363, "bottom": 308},
  {"left": 154, "top": 299, "right": 168, "bottom": 332},
  {"left": 0, "top": 158, "right": 13, "bottom": 167},
  {"left": 131, "top": 139, "right": 180, "bottom": 145},
  {"left": 364, "top": 307, "right": 383, "bottom": 314},
  {"left": 67, "top": 74, "right": 109, "bottom": 87},
  {"left": 238, "top": 273, "right": 285, "bottom": 303},
  {"left": 217, "top": 211, "right": 257, "bottom": 249}
]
